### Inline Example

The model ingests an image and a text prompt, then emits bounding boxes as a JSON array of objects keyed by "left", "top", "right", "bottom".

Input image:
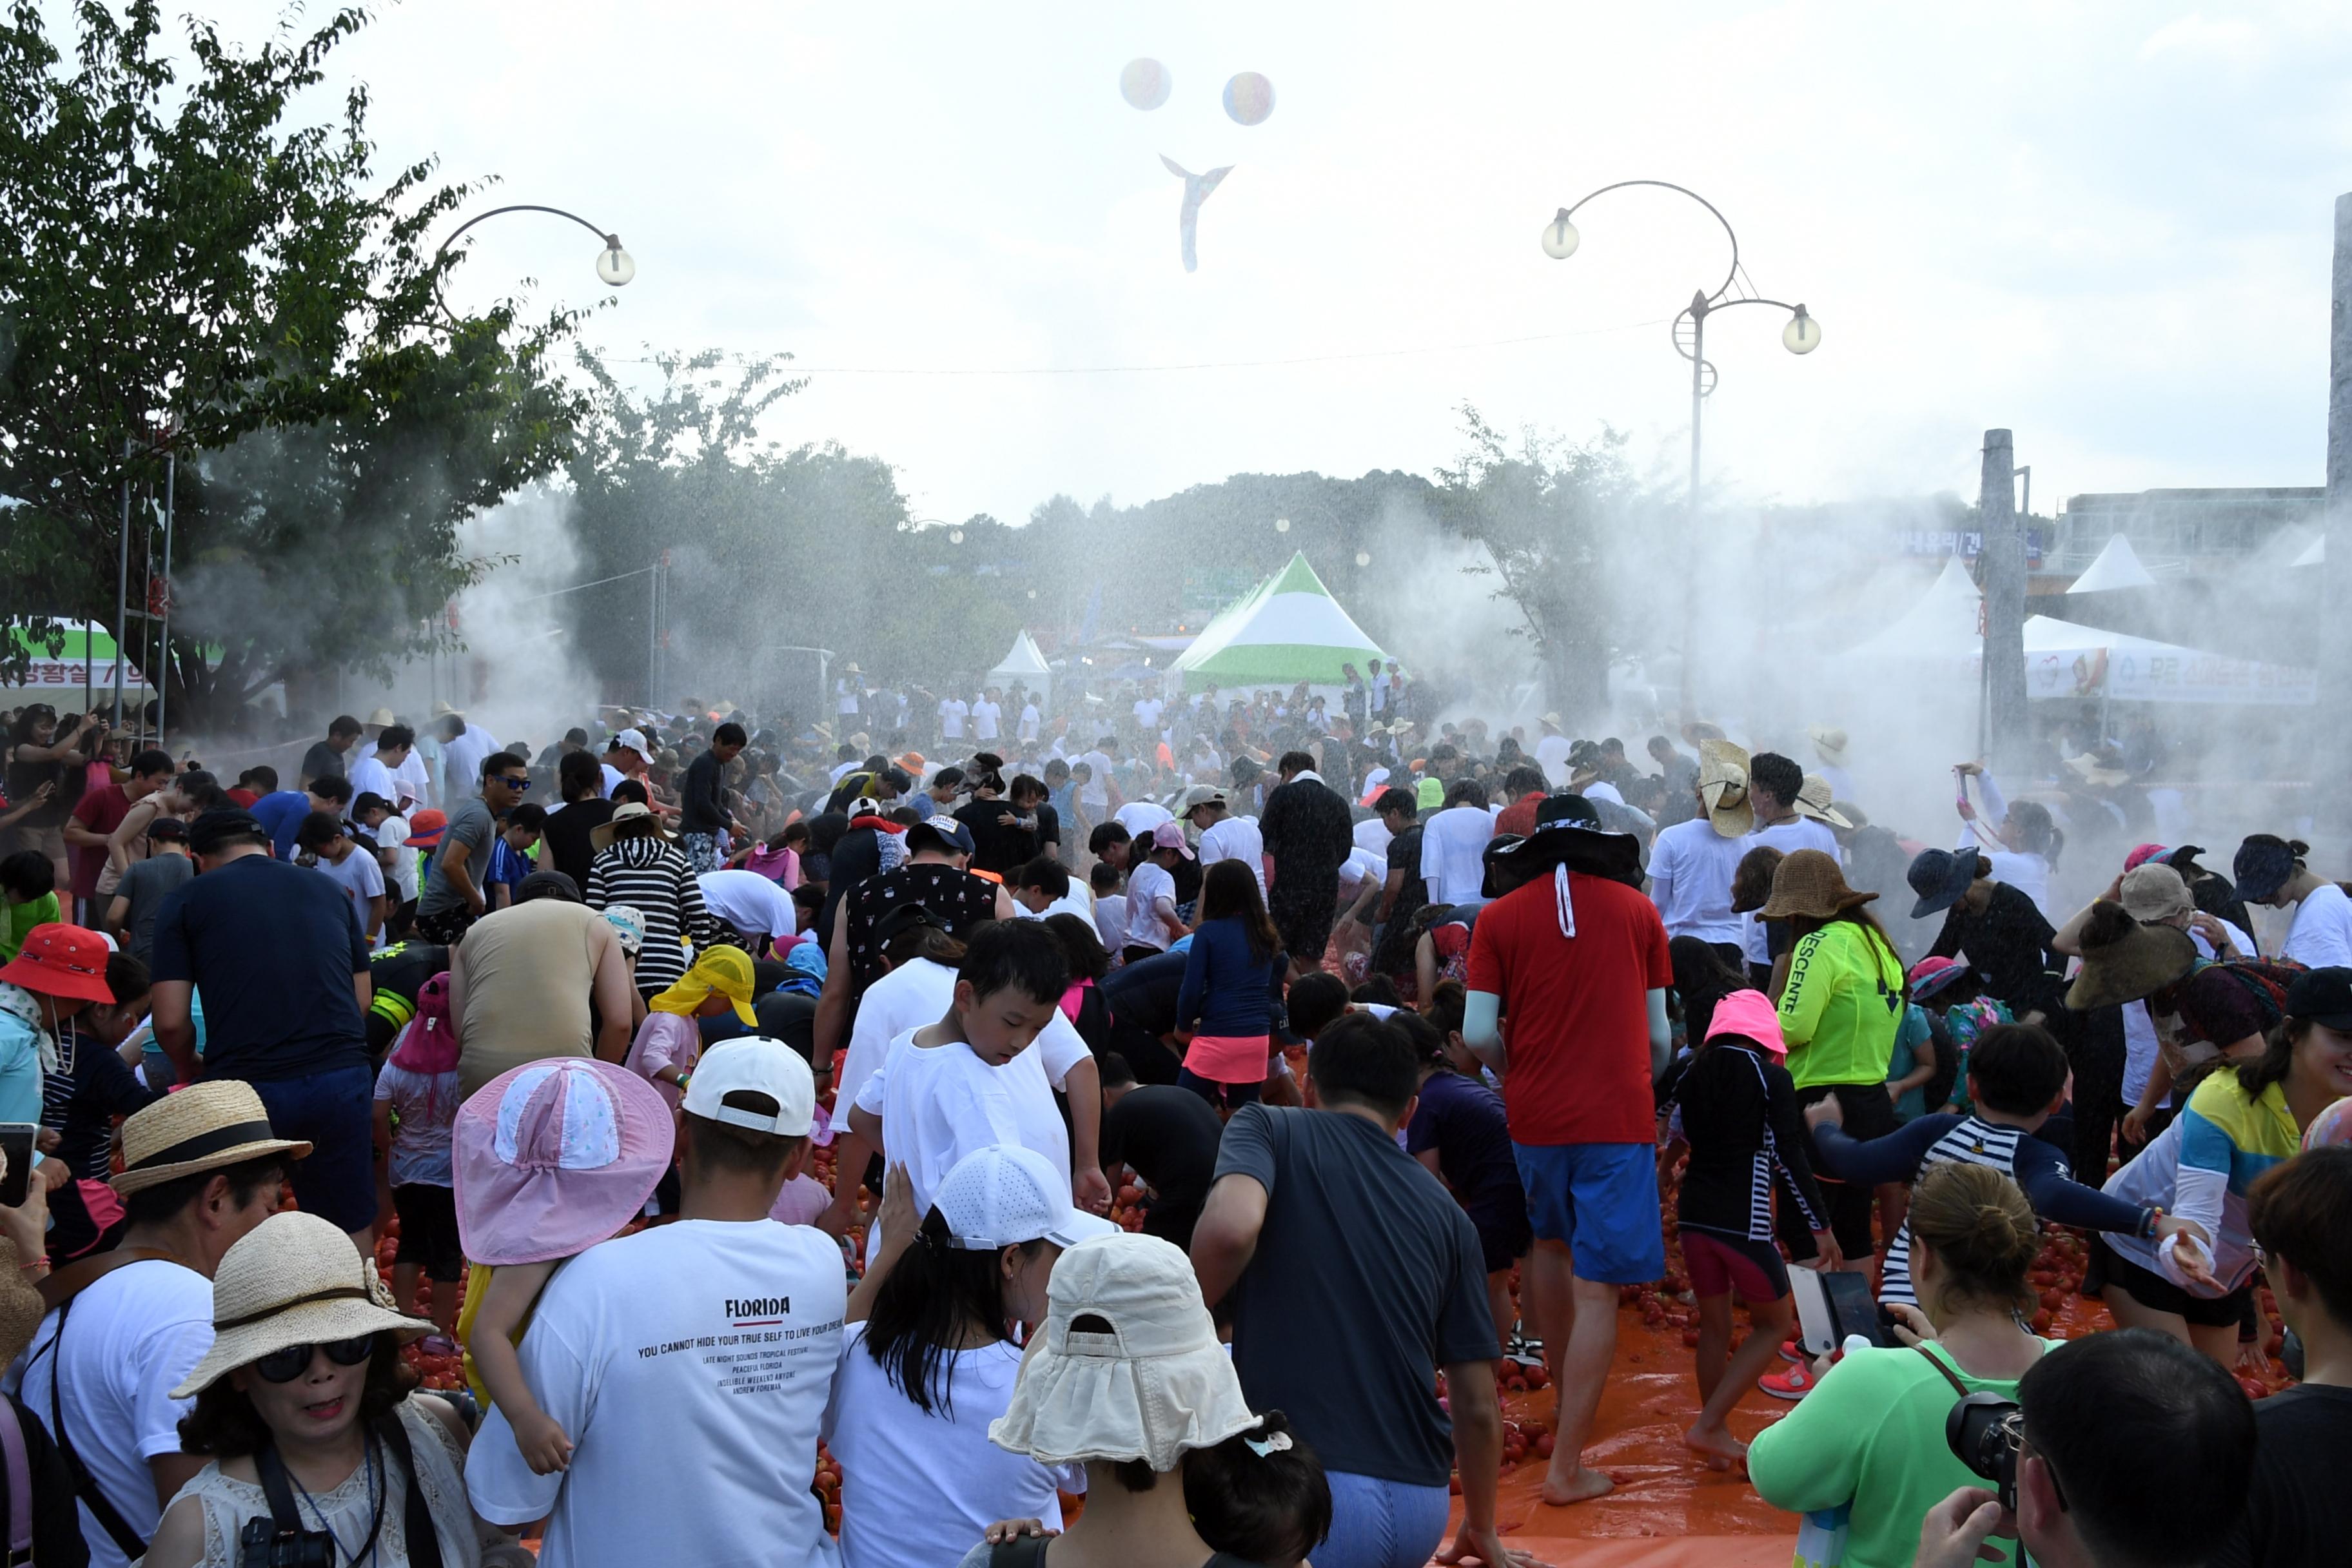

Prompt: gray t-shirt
[
  {"left": 418, "top": 796, "right": 496, "bottom": 916},
  {"left": 113, "top": 852, "right": 195, "bottom": 960},
  {"left": 1213, "top": 1102, "right": 1498, "bottom": 1487}
]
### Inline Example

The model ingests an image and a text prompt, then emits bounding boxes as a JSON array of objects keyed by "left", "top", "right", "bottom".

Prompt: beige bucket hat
[
  {"left": 112, "top": 1081, "right": 312, "bottom": 1197},
  {"left": 989, "top": 1232, "right": 1257, "bottom": 1471},
  {"left": 1698, "top": 740, "right": 1754, "bottom": 839},
  {"left": 171, "top": 1211, "right": 430, "bottom": 1398}
]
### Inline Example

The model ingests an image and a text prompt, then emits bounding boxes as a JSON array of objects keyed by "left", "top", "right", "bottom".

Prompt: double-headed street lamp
[{"left": 1541, "top": 181, "right": 1817, "bottom": 716}]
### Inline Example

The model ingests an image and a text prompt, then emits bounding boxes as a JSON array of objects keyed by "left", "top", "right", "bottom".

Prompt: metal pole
[
  {"left": 112, "top": 439, "right": 132, "bottom": 725},
  {"left": 2322, "top": 191, "right": 2352, "bottom": 855},
  {"left": 648, "top": 557, "right": 660, "bottom": 707},
  {"left": 1681, "top": 302, "right": 1706, "bottom": 723},
  {"left": 158, "top": 452, "right": 173, "bottom": 744}
]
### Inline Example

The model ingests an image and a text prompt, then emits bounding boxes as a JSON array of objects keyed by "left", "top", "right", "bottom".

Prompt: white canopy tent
[
  {"left": 2065, "top": 534, "right": 2159, "bottom": 593},
  {"left": 1835, "top": 558, "right": 2313, "bottom": 705},
  {"left": 987, "top": 629, "right": 1052, "bottom": 704}
]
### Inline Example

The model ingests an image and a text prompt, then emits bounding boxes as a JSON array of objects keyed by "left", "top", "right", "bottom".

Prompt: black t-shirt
[
  {"left": 754, "top": 992, "right": 819, "bottom": 1059},
  {"left": 818, "top": 825, "right": 883, "bottom": 948},
  {"left": 43, "top": 1016, "right": 164, "bottom": 1180},
  {"left": 955, "top": 799, "right": 1037, "bottom": 876},
  {"left": 1930, "top": 881, "right": 2061, "bottom": 1016},
  {"left": 1214, "top": 1104, "right": 1498, "bottom": 1486},
  {"left": 1099, "top": 949, "right": 1188, "bottom": 1037},
  {"left": 1101, "top": 1084, "right": 1223, "bottom": 1206},
  {"left": 2211, "top": 1382, "right": 2352, "bottom": 1568},
  {"left": 1032, "top": 803, "right": 1061, "bottom": 855},
  {"left": 300, "top": 739, "right": 347, "bottom": 783},
  {"left": 148, "top": 852, "right": 372, "bottom": 1081},
  {"left": 680, "top": 750, "right": 729, "bottom": 835},
  {"left": 543, "top": 798, "right": 618, "bottom": 892}
]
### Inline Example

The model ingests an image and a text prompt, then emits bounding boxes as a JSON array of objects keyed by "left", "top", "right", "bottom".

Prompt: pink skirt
[{"left": 1185, "top": 1032, "right": 1271, "bottom": 1084}]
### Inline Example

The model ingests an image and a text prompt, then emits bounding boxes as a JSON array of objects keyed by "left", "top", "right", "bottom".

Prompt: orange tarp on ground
[{"left": 1439, "top": 1294, "right": 2122, "bottom": 1567}]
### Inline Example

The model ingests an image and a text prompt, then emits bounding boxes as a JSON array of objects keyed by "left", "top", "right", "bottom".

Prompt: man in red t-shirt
[
  {"left": 1464, "top": 800, "right": 1671, "bottom": 1507},
  {"left": 63, "top": 746, "right": 175, "bottom": 918}
]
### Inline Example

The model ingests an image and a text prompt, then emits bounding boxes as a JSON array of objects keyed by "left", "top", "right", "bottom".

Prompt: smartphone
[
  {"left": 1821, "top": 1269, "right": 1900, "bottom": 1348},
  {"left": 0, "top": 1124, "right": 36, "bottom": 1208}
]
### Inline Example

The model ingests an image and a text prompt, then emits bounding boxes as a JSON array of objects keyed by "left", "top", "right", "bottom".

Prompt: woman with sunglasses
[{"left": 144, "top": 1211, "right": 529, "bottom": 1568}]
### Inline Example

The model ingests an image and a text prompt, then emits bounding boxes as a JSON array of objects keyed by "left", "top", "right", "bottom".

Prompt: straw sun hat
[
  {"left": 1697, "top": 740, "right": 1754, "bottom": 839},
  {"left": 1759, "top": 848, "right": 1878, "bottom": 921},
  {"left": 171, "top": 1211, "right": 429, "bottom": 1398},
  {"left": 112, "top": 1081, "right": 313, "bottom": 1197}
]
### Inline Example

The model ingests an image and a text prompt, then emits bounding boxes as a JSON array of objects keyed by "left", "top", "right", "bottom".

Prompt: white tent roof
[
  {"left": 2293, "top": 534, "right": 2325, "bottom": 567},
  {"left": 2066, "top": 534, "right": 2158, "bottom": 593},
  {"left": 1839, "top": 556, "right": 1982, "bottom": 662},
  {"left": 988, "top": 628, "right": 1051, "bottom": 681},
  {"left": 1833, "top": 558, "right": 2312, "bottom": 703}
]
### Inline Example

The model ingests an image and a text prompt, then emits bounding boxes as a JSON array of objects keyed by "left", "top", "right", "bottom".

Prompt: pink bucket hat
[
  {"left": 453, "top": 1058, "right": 675, "bottom": 1266},
  {"left": 2122, "top": 842, "right": 2170, "bottom": 873},
  {"left": 1703, "top": 988, "right": 1787, "bottom": 1059}
]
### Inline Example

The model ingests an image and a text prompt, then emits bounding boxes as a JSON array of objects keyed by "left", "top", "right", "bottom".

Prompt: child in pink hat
[
  {"left": 452, "top": 1057, "right": 674, "bottom": 1475},
  {"left": 1661, "top": 988, "right": 1838, "bottom": 1465}
]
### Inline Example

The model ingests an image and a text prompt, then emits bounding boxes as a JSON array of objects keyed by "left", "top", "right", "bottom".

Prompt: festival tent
[
  {"left": 1169, "top": 552, "right": 1389, "bottom": 691},
  {"left": 986, "top": 629, "right": 1053, "bottom": 702},
  {"left": 2064, "top": 534, "right": 2159, "bottom": 593},
  {"left": 1833, "top": 560, "right": 2313, "bottom": 704}
]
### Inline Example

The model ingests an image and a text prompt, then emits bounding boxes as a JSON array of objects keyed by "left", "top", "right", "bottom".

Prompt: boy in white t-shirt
[{"left": 848, "top": 921, "right": 1112, "bottom": 1217}]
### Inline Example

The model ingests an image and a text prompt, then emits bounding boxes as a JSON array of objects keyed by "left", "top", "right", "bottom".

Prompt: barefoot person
[
  {"left": 1462, "top": 804, "right": 1671, "bottom": 1505},
  {"left": 1664, "top": 990, "right": 1837, "bottom": 1468}
]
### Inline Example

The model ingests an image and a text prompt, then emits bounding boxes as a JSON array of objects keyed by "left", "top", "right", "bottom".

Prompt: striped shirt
[
  {"left": 585, "top": 836, "right": 713, "bottom": 992},
  {"left": 1814, "top": 1111, "right": 2152, "bottom": 1306}
]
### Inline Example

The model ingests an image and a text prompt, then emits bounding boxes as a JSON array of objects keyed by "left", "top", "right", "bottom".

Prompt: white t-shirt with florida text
[{"left": 464, "top": 1219, "right": 846, "bottom": 1568}]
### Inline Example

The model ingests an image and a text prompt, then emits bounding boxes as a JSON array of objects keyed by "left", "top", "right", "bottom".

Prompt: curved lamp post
[
  {"left": 1542, "top": 181, "right": 1817, "bottom": 716},
  {"left": 432, "top": 204, "right": 634, "bottom": 316}
]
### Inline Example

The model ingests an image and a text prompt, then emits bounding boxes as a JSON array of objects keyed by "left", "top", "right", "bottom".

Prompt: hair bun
[{"left": 2289, "top": 839, "right": 2312, "bottom": 860}]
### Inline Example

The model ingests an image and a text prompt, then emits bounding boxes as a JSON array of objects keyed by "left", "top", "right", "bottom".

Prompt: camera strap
[{"left": 1914, "top": 1344, "right": 1972, "bottom": 1397}]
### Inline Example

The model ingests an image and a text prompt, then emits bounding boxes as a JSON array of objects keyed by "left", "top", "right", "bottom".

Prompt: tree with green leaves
[
  {"left": 0, "top": 1, "right": 579, "bottom": 730},
  {"left": 1433, "top": 405, "right": 1651, "bottom": 727}
]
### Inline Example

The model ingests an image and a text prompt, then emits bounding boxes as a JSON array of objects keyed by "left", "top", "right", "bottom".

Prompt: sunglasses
[
  {"left": 492, "top": 776, "right": 531, "bottom": 790},
  {"left": 253, "top": 1334, "right": 379, "bottom": 1384}
]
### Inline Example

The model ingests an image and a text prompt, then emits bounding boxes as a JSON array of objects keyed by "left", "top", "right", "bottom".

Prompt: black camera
[
  {"left": 237, "top": 1517, "right": 337, "bottom": 1568},
  {"left": 1946, "top": 1390, "right": 2026, "bottom": 1513}
]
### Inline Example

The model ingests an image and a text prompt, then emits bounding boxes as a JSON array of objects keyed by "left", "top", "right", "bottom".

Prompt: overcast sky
[{"left": 190, "top": 1, "right": 2352, "bottom": 525}]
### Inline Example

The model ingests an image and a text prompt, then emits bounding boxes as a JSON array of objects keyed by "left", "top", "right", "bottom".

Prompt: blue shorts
[
  {"left": 1513, "top": 1141, "right": 1665, "bottom": 1285},
  {"left": 247, "top": 1061, "right": 377, "bottom": 1233}
]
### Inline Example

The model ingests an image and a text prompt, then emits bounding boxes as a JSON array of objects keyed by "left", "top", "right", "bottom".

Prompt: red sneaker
[{"left": 1759, "top": 1354, "right": 1834, "bottom": 1400}]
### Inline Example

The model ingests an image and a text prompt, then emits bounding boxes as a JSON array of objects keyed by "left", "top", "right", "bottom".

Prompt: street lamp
[
  {"left": 433, "top": 204, "right": 634, "bottom": 316},
  {"left": 1541, "top": 181, "right": 1818, "bottom": 717}
]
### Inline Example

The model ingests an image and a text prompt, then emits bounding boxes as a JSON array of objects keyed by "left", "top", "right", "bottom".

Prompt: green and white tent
[{"left": 1170, "top": 553, "right": 1389, "bottom": 692}]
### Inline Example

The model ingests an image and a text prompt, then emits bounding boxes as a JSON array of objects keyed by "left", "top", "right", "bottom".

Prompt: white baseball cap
[
  {"left": 680, "top": 1037, "right": 816, "bottom": 1137},
  {"left": 612, "top": 727, "right": 649, "bottom": 757},
  {"left": 934, "top": 1144, "right": 1115, "bottom": 1251}
]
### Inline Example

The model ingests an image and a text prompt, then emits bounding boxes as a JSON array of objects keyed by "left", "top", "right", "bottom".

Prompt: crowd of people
[{"left": 1, "top": 683, "right": 2348, "bottom": 1568}]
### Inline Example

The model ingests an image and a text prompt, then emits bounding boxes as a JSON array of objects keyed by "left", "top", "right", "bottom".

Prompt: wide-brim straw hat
[
  {"left": 2066, "top": 904, "right": 2197, "bottom": 1012},
  {"left": 171, "top": 1212, "right": 429, "bottom": 1398},
  {"left": 1808, "top": 725, "right": 1849, "bottom": 763},
  {"left": 1697, "top": 739, "right": 1754, "bottom": 839},
  {"left": 365, "top": 707, "right": 397, "bottom": 729},
  {"left": 2065, "top": 750, "right": 2130, "bottom": 788},
  {"left": 113, "top": 1081, "right": 313, "bottom": 1197},
  {"left": 591, "top": 800, "right": 674, "bottom": 852},
  {"left": 1759, "top": 848, "right": 1878, "bottom": 921},
  {"left": 1794, "top": 774, "right": 1854, "bottom": 831},
  {"left": 989, "top": 1233, "right": 1257, "bottom": 1472}
]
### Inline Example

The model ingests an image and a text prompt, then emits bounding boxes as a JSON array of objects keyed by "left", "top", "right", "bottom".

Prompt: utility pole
[
  {"left": 2323, "top": 192, "right": 2352, "bottom": 854},
  {"left": 1979, "top": 429, "right": 2029, "bottom": 772}
]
